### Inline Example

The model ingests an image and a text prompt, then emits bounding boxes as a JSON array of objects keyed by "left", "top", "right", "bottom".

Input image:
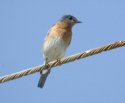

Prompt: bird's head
[{"left": 60, "top": 15, "right": 82, "bottom": 26}]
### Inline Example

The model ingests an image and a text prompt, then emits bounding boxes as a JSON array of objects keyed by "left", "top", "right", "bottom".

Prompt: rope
[{"left": 0, "top": 40, "right": 125, "bottom": 83}]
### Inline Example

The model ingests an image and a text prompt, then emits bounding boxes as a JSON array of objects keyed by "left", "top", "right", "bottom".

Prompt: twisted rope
[{"left": 0, "top": 40, "right": 125, "bottom": 83}]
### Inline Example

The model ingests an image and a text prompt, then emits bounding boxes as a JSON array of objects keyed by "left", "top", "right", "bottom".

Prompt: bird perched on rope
[{"left": 38, "top": 15, "right": 82, "bottom": 88}]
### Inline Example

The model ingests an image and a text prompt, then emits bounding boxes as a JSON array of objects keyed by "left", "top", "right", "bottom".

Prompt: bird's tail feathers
[{"left": 38, "top": 69, "right": 50, "bottom": 88}]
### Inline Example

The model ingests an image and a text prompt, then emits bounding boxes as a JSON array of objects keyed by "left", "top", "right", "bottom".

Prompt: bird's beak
[{"left": 77, "top": 21, "right": 82, "bottom": 23}]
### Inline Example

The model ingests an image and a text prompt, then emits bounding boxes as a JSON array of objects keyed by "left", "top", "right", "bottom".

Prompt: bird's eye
[{"left": 69, "top": 17, "right": 73, "bottom": 20}]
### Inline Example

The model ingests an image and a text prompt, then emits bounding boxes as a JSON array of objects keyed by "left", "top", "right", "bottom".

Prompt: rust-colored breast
[{"left": 47, "top": 21, "right": 72, "bottom": 46}]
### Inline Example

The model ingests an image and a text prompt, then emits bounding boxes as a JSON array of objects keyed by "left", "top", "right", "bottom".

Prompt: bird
[{"left": 38, "top": 15, "right": 82, "bottom": 88}]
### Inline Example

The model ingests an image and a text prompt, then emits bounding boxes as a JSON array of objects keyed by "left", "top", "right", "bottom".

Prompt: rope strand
[{"left": 0, "top": 40, "right": 125, "bottom": 83}]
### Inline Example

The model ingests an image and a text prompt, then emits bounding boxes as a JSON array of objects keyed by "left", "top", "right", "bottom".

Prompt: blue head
[{"left": 60, "top": 15, "right": 82, "bottom": 26}]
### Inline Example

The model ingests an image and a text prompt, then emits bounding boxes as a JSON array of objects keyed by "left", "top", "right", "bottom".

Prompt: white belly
[{"left": 43, "top": 37, "right": 68, "bottom": 62}]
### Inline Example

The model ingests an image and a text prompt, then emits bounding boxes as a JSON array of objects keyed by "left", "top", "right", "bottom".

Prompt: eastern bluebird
[{"left": 38, "top": 15, "right": 81, "bottom": 88}]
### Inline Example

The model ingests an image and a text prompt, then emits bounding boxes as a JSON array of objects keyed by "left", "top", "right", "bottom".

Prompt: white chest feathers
[{"left": 43, "top": 37, "right": 68, "bottom": 62}]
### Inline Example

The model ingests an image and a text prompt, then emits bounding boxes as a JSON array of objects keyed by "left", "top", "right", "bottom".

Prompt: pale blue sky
[{"left": 0, "top": 0, "right": 125, "bottom": 103}]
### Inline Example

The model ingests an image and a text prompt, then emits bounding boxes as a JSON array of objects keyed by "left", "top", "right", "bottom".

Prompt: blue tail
[{"left": 38, "top": 70, "right": 50, "bottom": 88}]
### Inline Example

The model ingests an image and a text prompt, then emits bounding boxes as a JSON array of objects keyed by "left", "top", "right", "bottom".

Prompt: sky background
[{"left": 0, "top": 0, "right": 125, "bottom": 103}]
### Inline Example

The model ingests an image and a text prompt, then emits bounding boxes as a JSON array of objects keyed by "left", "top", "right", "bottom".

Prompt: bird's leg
[
  {"left": 44, "top": 62, "right": 50, "bottom": 68},
  {"left": 40, "top": 58, "right": 50, "bottom": 73},
  {"left": 40, "top": 63, "right": 50, "bottom": 74},
  {"left": 56, "top": 59, "right": 62, "bottom": 65},
  {"left": 44, "top": 57, "right": 49, "bottom": 67}
]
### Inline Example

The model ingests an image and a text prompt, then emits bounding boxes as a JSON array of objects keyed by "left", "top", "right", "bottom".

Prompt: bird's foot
[
  {"left": 40, "top": 63, "right": 50, "bottom": 74},
  {"left": 44, "top": 63, "right": 50, "bottom": 69},
  {"left": 56, "top": 59, "right": 62, "bottom": 65}
]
